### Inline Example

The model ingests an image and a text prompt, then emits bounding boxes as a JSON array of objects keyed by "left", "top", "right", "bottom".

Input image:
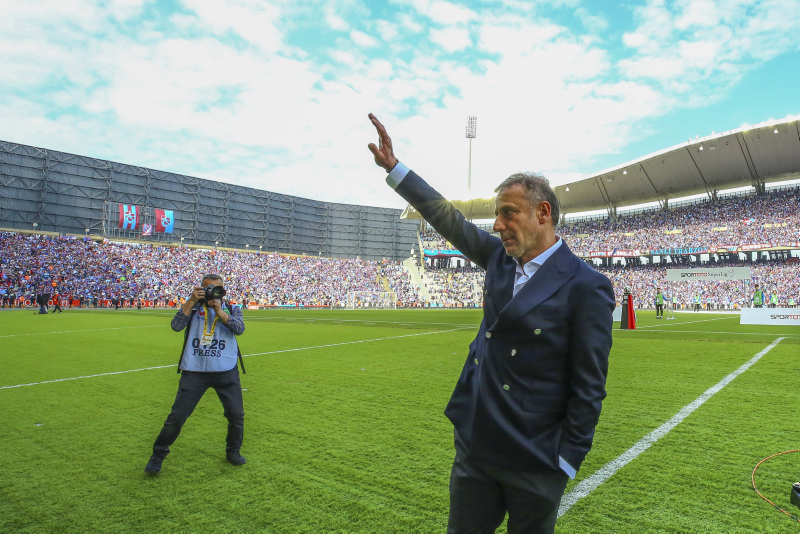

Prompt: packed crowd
[
  {"left": 420, "top": 230, "right": 449, "bottom": 250},
  {"left": 598, "top": 261, "right": 800, "bottom": 309},
  {"left": 0, "top": 232, "right": 396, "bottom": 307},
  {"left": 2, "top": 184, "right": 799, "bottom": 310},
  {"left": 421, "top": 267, "right": 484, "bottom": 308},
  {"left": 561, "top": 187, "right": 800, "bottom": 252}
]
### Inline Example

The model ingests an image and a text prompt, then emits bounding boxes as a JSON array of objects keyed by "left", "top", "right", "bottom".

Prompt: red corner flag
[{"left": 627, "top": 294, "right": 636, "bottom": 329}]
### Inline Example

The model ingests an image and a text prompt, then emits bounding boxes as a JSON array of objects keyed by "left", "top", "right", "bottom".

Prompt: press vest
[
  {"left": 694, "top": 295, "right": 700, "bottom": 303},
  {"left": 180, "top": 306, "right": 239, "bottom": 372},
  {"left": 656, "top": 294, "right": 663, "bottom": 305},
  {"left": 753, "top": 290, "right": 764, "bottom": 305},
  {"left": 771, "top": 294, "right": 777, "bottom": 304}
]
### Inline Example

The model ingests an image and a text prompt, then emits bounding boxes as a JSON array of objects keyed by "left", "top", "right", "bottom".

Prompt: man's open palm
[{"left": 367, "top": 113, "right": 399, "bottom": 172}]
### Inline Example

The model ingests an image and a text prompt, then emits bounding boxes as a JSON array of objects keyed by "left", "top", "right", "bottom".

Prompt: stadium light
[
  {"left": 32, "top": 223, "right": 38, "bottom": 228},
  {"left": 466, "top": 116, "right": 477, "bottom": 191},
  {"left": 623, "top": 169, "right": 627, "bottom": 175},
  {"left": 565, "top": 187, "right": 569, "bottom": 192},
  {"left": 774, "top": 128, "right": 779, "bottom": 134}
]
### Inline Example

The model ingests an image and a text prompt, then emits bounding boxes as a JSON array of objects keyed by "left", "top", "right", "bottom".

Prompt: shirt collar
[{"left": 516, "top": 237, "right": 563, "bottom": 275}]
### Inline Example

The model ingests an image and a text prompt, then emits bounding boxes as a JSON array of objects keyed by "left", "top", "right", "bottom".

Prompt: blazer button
[
  {"left": 503, "top": 384, "right": 510, "bottom": 391},
  {"left": 511, "top": 349, "right": 516, "bottom": 356},
  {"left": 485, "top": 332, "right": 491, "bottom": 339},
  {"left": 474, "top": 358, "right": 479, "bottom": 365},
  {"left": 534, "top": 328, "right": 541, "bottom": 335}
]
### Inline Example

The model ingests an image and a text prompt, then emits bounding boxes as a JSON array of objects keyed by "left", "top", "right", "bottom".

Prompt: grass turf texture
[{"left": 0, "top": 308, "right": 798, "bottom": 533}]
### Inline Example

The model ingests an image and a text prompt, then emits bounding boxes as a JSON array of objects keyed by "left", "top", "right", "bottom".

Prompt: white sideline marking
[
  {"left": 558, "top": 336, "right": 786, "bottom": 518},
  {"left": 0, "top": 324, "right": 165, "bottom": 338},
  {"left": 636, "top": 317, "right": 734, "bottom": 328},
  {"left": 90, "top": 310, "right": 480, "bottom": 328},
  {"left": 617, "top": 330, "right": 800, "bottom": 337},
  {"left": 0, "top": 327, "right": 469, "bottom": 390}
]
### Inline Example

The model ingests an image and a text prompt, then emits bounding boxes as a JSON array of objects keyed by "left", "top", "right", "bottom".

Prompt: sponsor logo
[
  {"left": 679, "top": 269, "right": 737, "bottom": 279},
  {"left": 650, "top": 247, "right": 709, "bottom": 256},
  {"left": 770, "top": 314, "right": 800, "bottom": 320},
  {"left": 740, "top": 243, "right": 773, "bottom": 251}
]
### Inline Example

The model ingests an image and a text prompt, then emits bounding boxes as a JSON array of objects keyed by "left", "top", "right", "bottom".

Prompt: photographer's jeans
[{"left": 153, "top": 367, "right": 244, "bottom": 456}]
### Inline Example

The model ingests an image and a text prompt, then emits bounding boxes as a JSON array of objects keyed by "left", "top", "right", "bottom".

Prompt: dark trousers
[
  {"left": 153, "top": 368, "right": 244, "bottom": 456},
  {"left": 447, "top": 430, "right": 569, "bottom": 534},
  {"left": 655, "top": 304, "right": 663, "bottom": 316}
]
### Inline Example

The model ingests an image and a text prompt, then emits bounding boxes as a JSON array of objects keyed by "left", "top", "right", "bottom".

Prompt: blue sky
[{"left": 1, "top": 0, "right": 799, "bottom": 209}]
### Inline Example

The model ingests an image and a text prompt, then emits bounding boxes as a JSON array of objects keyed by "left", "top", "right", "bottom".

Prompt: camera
[{"left": 198, "top": 285, "right": 226, "bottom": 305}]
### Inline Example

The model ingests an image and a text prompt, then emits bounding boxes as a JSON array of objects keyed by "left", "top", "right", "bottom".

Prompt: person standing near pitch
[
  {"left": 145, "top": 274, "right": 247, "bottom": 474},
  {"left": 367, "top": 114, "right": 614, "bottom": 533},
  {"left": 752, "top": 283, "right": 764, "bottom": 308},
  {"left": 655, "top": 288, "right": 664, "bottom": 319}
]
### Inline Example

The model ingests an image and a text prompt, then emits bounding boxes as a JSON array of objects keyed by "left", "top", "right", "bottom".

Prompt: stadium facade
[{"left": 0, "top": 140, "right": 418, "bottom": 261}]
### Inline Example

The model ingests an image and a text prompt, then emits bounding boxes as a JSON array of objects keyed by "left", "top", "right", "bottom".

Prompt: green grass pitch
[{"left": 1, "top": 307, "right": 799, "bottom": 533}]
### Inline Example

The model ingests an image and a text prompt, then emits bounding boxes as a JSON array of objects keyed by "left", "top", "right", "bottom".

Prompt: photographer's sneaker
[
  {"left": 226, "top": 452, "right": 246, "bottom": 466},
  {"left": 145, "top": 454, "right": 166, "bottom": 474}
]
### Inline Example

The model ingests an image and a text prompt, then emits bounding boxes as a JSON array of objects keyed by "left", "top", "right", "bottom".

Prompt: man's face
[
  {"left": 493, "top": 183, "right": 550, "bottom": 263},
  {"left": 201, "top": 278, "right": 224, "bottom": 289}
]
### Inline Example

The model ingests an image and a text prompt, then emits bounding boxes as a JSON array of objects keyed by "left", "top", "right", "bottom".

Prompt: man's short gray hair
[
  {"left": 201, "top": 273, "right": 224, "bottom": 283},
  {"left": 494, "top": 172, "right": 560, "bottom": 227}
]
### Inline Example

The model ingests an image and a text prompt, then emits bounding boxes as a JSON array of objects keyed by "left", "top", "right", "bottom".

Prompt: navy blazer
[{"left": 395, "top": 170, "right": 614, "bottom": 474}]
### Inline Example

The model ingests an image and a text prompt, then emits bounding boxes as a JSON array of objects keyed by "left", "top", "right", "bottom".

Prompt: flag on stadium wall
[
  {"left": 154, "top": 209, "right": 175, "bottom": 233},
  {"left": 141, "top": 223, "right": 153, "bottom": 236},
  {"left": 118, "top": 204, "right": 140, "bottom": 230}
]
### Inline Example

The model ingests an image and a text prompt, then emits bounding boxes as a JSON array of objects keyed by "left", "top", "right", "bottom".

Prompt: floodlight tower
[{"left": 466, "top": 116, "right": 477, "bottom": 191}]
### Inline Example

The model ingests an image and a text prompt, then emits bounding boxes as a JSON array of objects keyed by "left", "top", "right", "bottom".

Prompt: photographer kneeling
[{"left": 145, "top": 274, "right": 246, "bottom": 474}]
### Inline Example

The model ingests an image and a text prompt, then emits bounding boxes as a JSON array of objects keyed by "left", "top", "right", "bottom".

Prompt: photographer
[{"left": 145, "top": 274, "right": 247, "bottom": 474}]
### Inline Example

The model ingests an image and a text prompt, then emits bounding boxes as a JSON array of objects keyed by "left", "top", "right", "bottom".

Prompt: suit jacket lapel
[{"left": 497, "top": 241, "right": 577, "bottom": 323}]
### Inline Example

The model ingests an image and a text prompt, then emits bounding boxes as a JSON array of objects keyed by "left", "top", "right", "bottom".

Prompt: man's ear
[{"left": 537, "top": 201, "right": 552, "bottom": 223}]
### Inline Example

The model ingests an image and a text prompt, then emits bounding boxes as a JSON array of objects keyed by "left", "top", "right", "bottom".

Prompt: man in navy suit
[{"left": 368, "top": 114, "right": 614, "bottom": 533}]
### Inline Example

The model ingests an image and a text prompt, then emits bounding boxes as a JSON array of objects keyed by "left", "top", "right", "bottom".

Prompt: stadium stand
[
  {"left": 2, "top": 184, "right": 798, "bottom": 310},
  {"left": 561, "top": 186, "right": 800, "bottom": 253}
]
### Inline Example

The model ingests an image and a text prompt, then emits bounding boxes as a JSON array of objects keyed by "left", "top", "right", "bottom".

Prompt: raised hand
[
  {"left": 367, "top": 113, "right": 399, "bottom": 172},
  {"left": 187, "top": 286, "right": 204, "bottom": 304}
]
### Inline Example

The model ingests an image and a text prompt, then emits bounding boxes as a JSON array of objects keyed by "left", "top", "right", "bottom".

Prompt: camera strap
[{"left": 200, "top": 304, "right": 219, "bottom": 346}]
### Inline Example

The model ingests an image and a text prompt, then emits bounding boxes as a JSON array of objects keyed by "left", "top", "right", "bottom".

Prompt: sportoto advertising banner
[
  {"left": 741, "top": 308, "right": 800, "bottom": 326},
  {"left": 118, "top": 204, "right": 140, "bottom": 230},
  {"left": 665, "top": 267, "right": 751, "bottom": 281},
  {"left": 154, "top": 209, "right": 175, "bottom": 233}
]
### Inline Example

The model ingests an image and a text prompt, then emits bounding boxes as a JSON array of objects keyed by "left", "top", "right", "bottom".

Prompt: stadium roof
[
  {"left": 554, "top": 116, "right": 800, "bottom": 214},
  {"left": 401, "top": 115, "right": 800, "bottom": 221}
]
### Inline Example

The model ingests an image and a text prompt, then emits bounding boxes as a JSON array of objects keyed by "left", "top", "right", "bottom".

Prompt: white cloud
[
  {"left": 427, "top": 1, "right": 477, "bottom": 24},
  {"left": 574, "top": 8, "right": 608, "bottom": 33},
  {"left": 351, "top": 30, "right": 378, "bottom": 47},
  {"left": 429, "top": 27, "right": 472, "bottom": 52},
  {"left": 325, "top": 8, "right": 349, "bottom": 31},
  {"left": 620, "top": 0, "right": 800, "bottom": 94},
  {"left": 1, "top": 0, "right": 799, "bottom": 212}
]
